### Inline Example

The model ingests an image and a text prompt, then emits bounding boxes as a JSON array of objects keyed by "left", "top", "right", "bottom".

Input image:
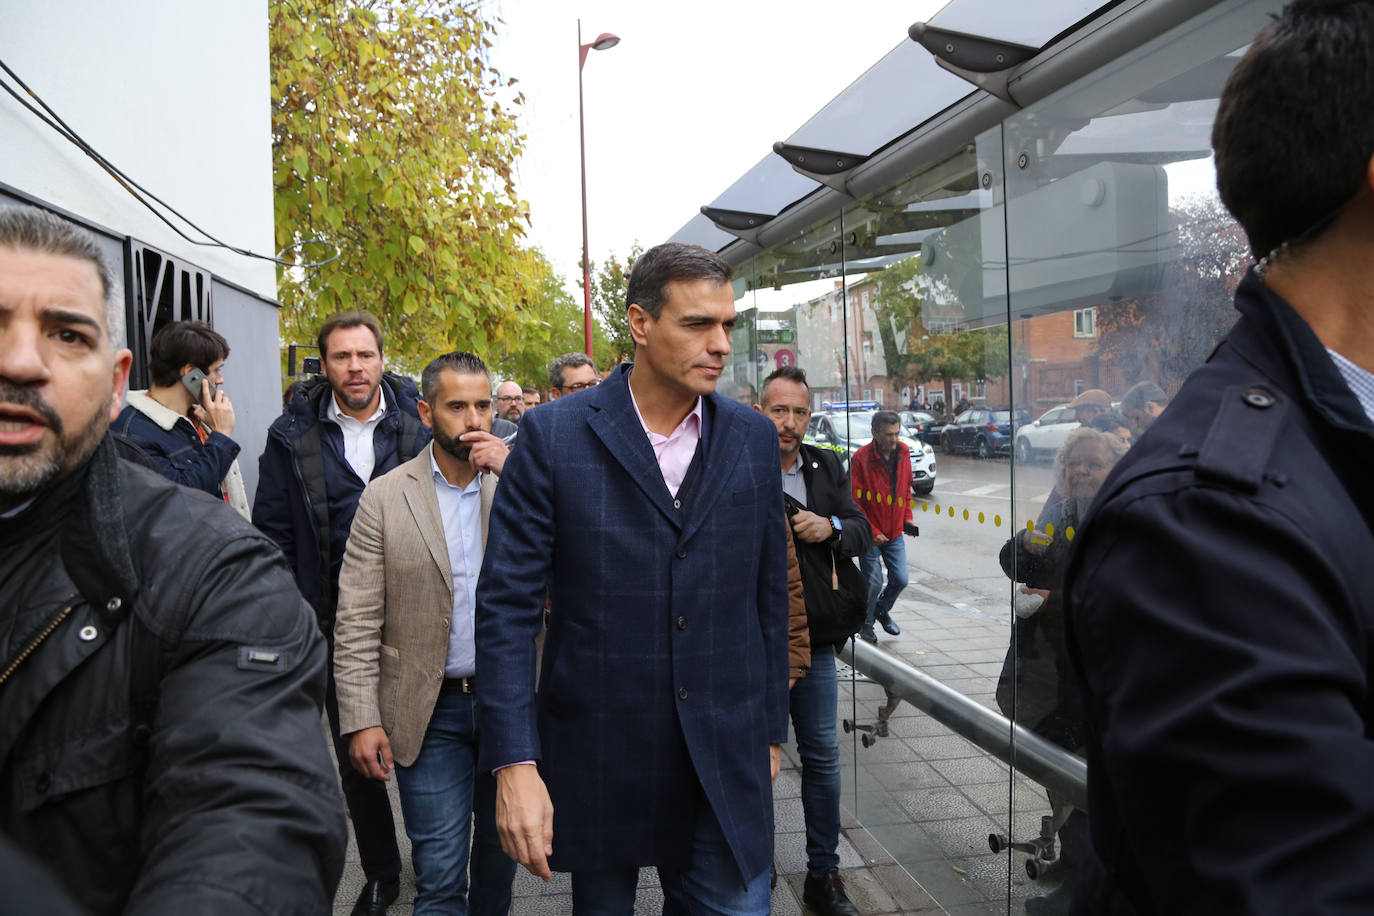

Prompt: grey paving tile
[
  {"left": 852, "top": 789, "right": 918, "bottom": 828},
  {"left": 929, "top": 754, "right": 1012, "bottom": 786},
  {"left": 865, "top": 823, "right": 950, "bottom": 867},
  {"left": 893, "top": 785, "right": 987, "bottom": 824},
  {"left": 867, "top": 760, "right": 950, "bottom": 793},
  {"left": 872, "top": 862, "right": 946, "bottom": 912},
  {"left": 908, "top": 734, "right": 989, "bottom": 761},
  {"left": 923, "top": 815, "right": 1001, "bottom": 861}
]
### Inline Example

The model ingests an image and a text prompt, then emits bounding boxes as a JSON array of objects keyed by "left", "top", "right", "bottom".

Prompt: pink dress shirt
[{"left": 629, "top": 385, "right": 703, "bottom": 497}]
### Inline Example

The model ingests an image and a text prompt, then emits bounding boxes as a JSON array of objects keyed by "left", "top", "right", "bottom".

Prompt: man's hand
[
  {"left": 770, "top": 744, "right": 781, "bottom": 784},
  {"left": 348, "top": 726, "right": 393, "bottom": 781},
  {"left": 874, "top": 532, "right": 889, "bottom": 545},
  {"left": 790, "top": 509, "right": 832, "bottom": 544},
  {"left": 1025, "top": 528, "right": 1053, "bottom": 556},
  {"left": 496, "top": 764, "right": 554, "bottom": 881},
  {"left": 192, "top": 379, "right": 235, "bottom": 435},
  {"left": 463, "top": 430, "right": 510, "bottom": 477}
]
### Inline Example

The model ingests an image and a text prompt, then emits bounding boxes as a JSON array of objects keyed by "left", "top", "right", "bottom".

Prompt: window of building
[{"left": 1074, "top": 307, "right": 1097, "bottom": 337}]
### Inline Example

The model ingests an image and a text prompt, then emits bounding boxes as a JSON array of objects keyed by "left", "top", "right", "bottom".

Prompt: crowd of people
[{"left": 1, "top": 4, "right": 1371, "bottom": 914}]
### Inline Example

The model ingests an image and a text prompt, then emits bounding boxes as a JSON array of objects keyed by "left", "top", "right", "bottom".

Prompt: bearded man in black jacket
[
  {"left": 0, "top": 206, "right": 344, "bottom": 914},
  {"left": 756, "top": 366, "right": 872, "bottom": 916}
]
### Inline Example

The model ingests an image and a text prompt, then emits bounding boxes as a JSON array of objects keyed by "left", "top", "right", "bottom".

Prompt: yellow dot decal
[
  {"left": 978, "top": 512, "right": 985, "bottom": 523},
  {"left": 948, "top": 506, "right": 954, "bottom": 517},
  {"left": 1026, "top": 520, "right": 1035, "bottom": 532},
  {"left": 935, "top": 503, "right": 941, "bottom": 513},
  {"left": 963, "top": 509, "right": 969, "bottom": 521},
  {"left": 922, "top": 501, "right": 928, "bottom": 512},
  {"left": 1066, "top": 526, "right": 1075, "bottom": 541},
  {"left": 995, "top": 515, "right": 1002, "bottom": 527},
  {"left": 1044, "top": 522, "right": 1055, "bottom": 537}
]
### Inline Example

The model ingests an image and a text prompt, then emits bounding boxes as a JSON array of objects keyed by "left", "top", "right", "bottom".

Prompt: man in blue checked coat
[{"left": 475, "top": 243, "right": 790, "bottom": 914}]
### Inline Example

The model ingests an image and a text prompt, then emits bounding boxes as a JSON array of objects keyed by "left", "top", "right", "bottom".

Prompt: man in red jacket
[{"left": 851, "top": 410, "right": 912, "bottom": 642}]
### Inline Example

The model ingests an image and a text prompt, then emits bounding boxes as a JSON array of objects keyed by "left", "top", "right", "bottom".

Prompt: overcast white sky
[{"left": 488, "top": 0, "right": 948, "bottom": 294}]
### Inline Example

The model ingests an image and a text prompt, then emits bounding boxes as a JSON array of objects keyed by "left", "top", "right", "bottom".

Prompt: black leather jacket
[{"left": 0, "top": 437, "right": 345, "bottom": 914}]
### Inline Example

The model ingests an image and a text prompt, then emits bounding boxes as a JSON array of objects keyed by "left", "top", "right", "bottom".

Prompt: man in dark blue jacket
[
  {"left": 476, "top": 243, "right": 790, "bottom": 913},
  {"left": 111, "top": 321, "right": 249, "bottom": 517},
  {"left": 253, "top": 312, "right": 428, "bottom": 916},
  {"left": 1065, "top": 3, "right": 1374, "bottom": 912}
]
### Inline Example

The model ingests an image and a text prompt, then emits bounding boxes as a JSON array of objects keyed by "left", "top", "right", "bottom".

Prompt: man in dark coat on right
[
  {"left": 756, "top": 365, "right": 871, "bottom": 915},
  {"left": 1064, "top": 2, "right": 1374, "bottom": 913}
]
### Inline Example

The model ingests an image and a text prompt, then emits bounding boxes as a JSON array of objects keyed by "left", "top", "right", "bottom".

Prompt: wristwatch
[{"left": 827, "top": 515, "right": 843, "bottom": 546}]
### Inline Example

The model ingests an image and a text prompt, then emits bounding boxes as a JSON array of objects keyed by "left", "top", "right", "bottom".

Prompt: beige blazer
[{"left": 333, "top": 447, "right": 496, "bottom": 766}]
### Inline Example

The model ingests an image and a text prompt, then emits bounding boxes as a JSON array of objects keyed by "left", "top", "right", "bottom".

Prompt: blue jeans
[
  {"left": 860, "top": 537, "right": 909, "bottom": 634},
  {"left": 393, "top": 691, "right": 515, "bottom": 915},
  {"left": 790, "top": 643, "right": 841, "bottom": 878},
  {"left": 569, "top": 798, "right": 770, "bottom": 915}
]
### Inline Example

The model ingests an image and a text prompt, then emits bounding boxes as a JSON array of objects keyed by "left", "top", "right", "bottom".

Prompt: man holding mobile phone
[{"left": 111, "top": 320, "right": 249, "bottom": 518}]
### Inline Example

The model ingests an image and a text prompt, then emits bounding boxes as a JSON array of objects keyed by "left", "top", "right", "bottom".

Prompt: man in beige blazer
[{"left": 334, "top": 351, "right": 515, "bottom": 915}]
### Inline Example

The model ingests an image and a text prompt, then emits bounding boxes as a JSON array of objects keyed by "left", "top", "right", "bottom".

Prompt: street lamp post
[{"left": 579, "top": 20, "right": 619, "bottom": 359}]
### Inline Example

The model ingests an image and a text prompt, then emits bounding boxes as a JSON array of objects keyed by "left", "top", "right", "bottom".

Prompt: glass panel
[
  {"left": 786, "top": 41, "right": 977, "bottom": 157},
  {"left": 928, "top": 0, "right": 1111, "bottom": 48},
  {"left": 668, "top": 212, "right": 740, "bottom": 253},
  {"left": 829, "top": 125, "right": 1024, "bottom": 911},
  {"left": 707, "top": 153, "right": 822, "bottom": 218},
  {"left": 999, "top": 0, "right": 1280, "bottom": 909}
]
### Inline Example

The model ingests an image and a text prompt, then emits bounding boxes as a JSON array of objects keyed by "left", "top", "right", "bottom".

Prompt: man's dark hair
[
  {"left": 625, "top": 242, "right": 733, "bottom": 321},
  {"left": 871, "top": 409, "right": 901, "bottom": 436},
  {"left": 317, "top": 311, "right": 383, "bottom": 358},
  {"left": 1213, "top": 0, "right": 1374, "bottom": 259},
  {"left": 148, "top": 321, "right": 230, "bottom": 388},
  {"left": 549, "top": 352, "right": 595, "bottom": 389},
  {"left": 0, "top": 205, "right": 123, "bottom": 346},
  {"left": 760, "top": 365, "right": 809, "bottom": 405},
  {"left": 421, "top": 351, "right": 489, "bottom": 404},
  {"left": 521, "top": 386, "right": 538, "bottom": 396},
  {"left": 1088, "top": 410, "right": 1132, "bottom": 435}
]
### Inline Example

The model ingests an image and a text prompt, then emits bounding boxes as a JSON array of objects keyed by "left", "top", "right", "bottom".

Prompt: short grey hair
[
  {"left": 1053, "top": 426, "right": 1130, "bottom": 493},
  {"left": 0, "top": 205, "right": 124, "bottom": 348},
  {"left": 421, "top": 351, "right": 489, "bottom": 403},
  {"left": 549, "top": 352, "right": 595, "bottom": 389}
]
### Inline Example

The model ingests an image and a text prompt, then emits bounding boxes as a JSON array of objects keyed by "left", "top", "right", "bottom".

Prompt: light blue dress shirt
[
  {"left": 1327, "top": 348, "right": 1374, "bottom": 424},
  {"left": 429, "top": 444, "right": 483, "bottom": 678}
]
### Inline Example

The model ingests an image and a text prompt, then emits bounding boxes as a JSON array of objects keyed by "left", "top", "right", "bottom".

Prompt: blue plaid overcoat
[{"left": 475, "top": 364, "right": 790, "bottom": 882}]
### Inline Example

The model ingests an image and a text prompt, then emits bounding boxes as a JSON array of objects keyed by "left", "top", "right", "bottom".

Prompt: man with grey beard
[{"left": 0, "top": 206, "right": 343, "bottom": 912}]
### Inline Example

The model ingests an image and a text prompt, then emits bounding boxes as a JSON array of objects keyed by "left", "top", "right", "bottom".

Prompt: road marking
[{"left": 957, "top": 484, "right": 1004, "bottom": 497}]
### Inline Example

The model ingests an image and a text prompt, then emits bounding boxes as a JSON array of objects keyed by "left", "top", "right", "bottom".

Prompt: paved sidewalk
[
  {"left": 329, "top": 568, "right": 1062, "bottom": 914},
  {"left": 331, "top": 747, "right": 948, "bottom": 914}
]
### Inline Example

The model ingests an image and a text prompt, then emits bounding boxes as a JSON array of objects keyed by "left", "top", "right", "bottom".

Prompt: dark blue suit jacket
[{"left": 475, "top": 364, "right": 790, "bottom": 881}]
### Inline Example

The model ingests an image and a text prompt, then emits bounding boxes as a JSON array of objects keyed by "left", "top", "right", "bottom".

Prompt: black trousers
[{"left": 324, "top": 628, "right": 402, "bottom": 883}]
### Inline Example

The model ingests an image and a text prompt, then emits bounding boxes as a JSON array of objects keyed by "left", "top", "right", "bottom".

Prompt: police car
[{"left": 805, "top": 402, "right": 937, "bottom": 495}]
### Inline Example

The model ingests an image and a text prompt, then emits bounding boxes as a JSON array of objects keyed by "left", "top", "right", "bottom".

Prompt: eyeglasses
[
  {"left": 559, "top": 381, "right": 598, "bottom": 392},
  {"left": 494, "top": 395, "right": 522, "bottom": 403}
]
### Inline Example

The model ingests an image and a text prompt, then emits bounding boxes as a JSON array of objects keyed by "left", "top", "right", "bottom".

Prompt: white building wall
[{"left": 0, "top": 0, "right": 276, "bottom": 297}]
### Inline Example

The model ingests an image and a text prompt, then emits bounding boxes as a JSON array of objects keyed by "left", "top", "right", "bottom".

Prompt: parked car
[
  {"left": 899, "top": 410, "right": 943, "bottom": 446},
  {"left": 806, "top": 410, "right": 937, "bottom": 495},
  {"left": 1013, "top": 405, "right": 1080, "bottom": 463},
  {"left": 939, "top": 407, "right": 1030, "bottom": 458}
]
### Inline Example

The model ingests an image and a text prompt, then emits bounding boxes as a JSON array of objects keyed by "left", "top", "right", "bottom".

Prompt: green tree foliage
[
  {"left": 489, "top": 248, "right": 608, "bottom": 389},
  {"left": 869, "top": 255, "right": 1010, "bottom": 409},
  {"left": 584, "top": 244, "right": 641, "bottom": 365},
  {"left": 270, "top": 0, "right": 532, "bottom": 371}
]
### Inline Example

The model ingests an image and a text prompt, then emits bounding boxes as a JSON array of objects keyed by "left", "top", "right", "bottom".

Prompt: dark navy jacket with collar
[
  {"left": 252, "top": 374, "right": 429, "bottom": 619},
  {"left": 111, "top": 390, "right": 239, "bottom": 499},
  {"left": 474, "top": 363, "right": 791, "bottom": 883},
  {"left": 1064, "top": 269, "right": 1374, "bottom": 914}
]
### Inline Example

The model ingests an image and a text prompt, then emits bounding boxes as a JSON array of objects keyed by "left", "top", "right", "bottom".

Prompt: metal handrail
[{"left": 839, "top": 638, "right": 1088, "bottom": 812}]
